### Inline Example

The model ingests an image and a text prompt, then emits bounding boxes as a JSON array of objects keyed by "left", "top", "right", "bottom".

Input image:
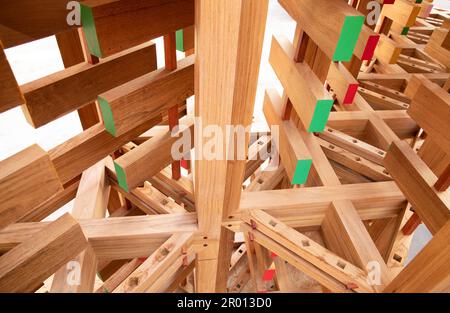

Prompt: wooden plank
[
  {"left": 242, "top": 210, "right": 375, "bottom": 292},
  {"left": 0, "top": 144, "right": 63, "bottom": 230},
  {"left": 327, "top": 62, "right": 359, "bottom": 105},
  {"left": 238, "top": 181, "right": 405, "bottom": 225},
  {"left": 80, "top": 0, "right": 194, "bottom": 58},
  {"left": 380, "top": 0, "right": 421, "bottom": 28},
  {"left": 50, "top": 160, "right": 109, "bottom": 292},
  {"left": 269, "top": 35, "right": 333, "bottom": 132},
  {"left": 263, "top": 89, "right": 312, "bottom": 185},
  {"left": 424, "top": 28, "right": 450, "bottom": 69},
  {"left": 241, "top": 223, "right": 351, "bottom": 293},
  {"left": 407, "top": 76, "right": 450, "bottom": 156},
  {"left": 321, "top": 200, "right": 393, "bottom": 289},
  {"left": 194, "top": 0, "right": 268, "bottom": 292},
  {"left": 113, "top": 232, "right": 193, "bottom": 292},
  {"left": 384, "top": 140, "right": 450, "bottom": 235},
  {"left": 21, "top": 42, "right": 157, "bottom": 128},
  {"left": 0, "top": 213, "right": 198, "bottom": 260},
  {"left": 279, "top": 0, "right": 365, "bottom": 62},
  {"left": 0, "top": 41, "right": 24, "bottom": 113},
  {"left": 49, "top": 114, "right": 162, "bottom": 184},
  {"left": 0, "top": 0, "right": 75, "bottom": 48},
  {"left": 0, "top": 214, "right": 87, "bottom": 292},
  {"left": 98, "top": 55, "right": 194, "bottom": 137},
  {"left": 113, "top": 117, "right": 194, "bottom": 192},
  {"left": 384, "top": 220, "right": 450, "bottom": 292}
]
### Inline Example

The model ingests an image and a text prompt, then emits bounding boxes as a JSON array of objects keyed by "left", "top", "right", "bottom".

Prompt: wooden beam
[
  {"left": 51, "top": 159, "right": 110, "bottom": 292},
  {"left": 263, "top": 89, "right": 312, "bottom": 185},
  {"left": 194, "top": 0, "right": 269, "bottom": 292},
  {"left": 98, "top": 55, "right": 194, "bottom": 137},
  {"left": 0, "top": 213, "right": 198, "bottom": 260},
  {"left": 113, "top": 232, "right": 193, "bottom": 292},
  {"left": 407, "top": 76, "right": 450, "bottom": 156},
  {"left": 279, "top": 0, "right": 365, "bottom": 62},
  {"left": 241, "top": 210, "right": 375, "bottom": 292},
  {"left": 384, "top": 220, "right": 450, "bottom": 292},
  {"left": 21, "top": 42, "right": 157, "bottom": 128},
  {"left": 0, "top": 41, "right": 24, "bottom": 113},
  {"left": 383, "top": 140, "right": 449, "bottom": 235},
  {"left": 113, "top": 117, "right": 194, "bottom": 192},
  {"left": 49, "top": 115, "right": 162, "bottom": 184},
  {"left": 269, "top": 35, "right": 333, "bottom": 132},
  {"left": 0, "top": 144, "right": 63, "bottom": 230},
  {"left": 80, "top": 0, "right": 194, "bottom": 58},
  {"left": 0, "top": 214, "right": 87, "bottom": 292},
  {"left": 327, "top": 62, "right": 359, "bottom": 105},
  {"left": 0, "top": 0, "right": 75, "bottom": 48}
]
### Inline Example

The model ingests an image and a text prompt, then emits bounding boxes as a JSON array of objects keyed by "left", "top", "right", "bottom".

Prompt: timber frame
[{"left": 0, "top": 0, "right": 449, "bottom": 293}]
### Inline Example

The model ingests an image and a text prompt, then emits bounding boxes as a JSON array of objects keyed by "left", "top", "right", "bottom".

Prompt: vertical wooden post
[
  {"left": 194, "top": 0, "right": 268, "bottom": 292},
  {"left": 164, "top": 32, "right": 182, "bottom": 180}
]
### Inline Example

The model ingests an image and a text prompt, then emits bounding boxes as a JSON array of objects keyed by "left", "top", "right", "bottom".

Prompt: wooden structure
[{"left": 0, "top": 0, "right": 449, "bottom": 293}]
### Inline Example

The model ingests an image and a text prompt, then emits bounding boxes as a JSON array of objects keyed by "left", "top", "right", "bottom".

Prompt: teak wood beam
[
  {"left": 269, "top": 35, "right": 334, "bottom": 132},
  {"left": 263, "top": 89, "right": 312, "bottom": 185},
  {"left": 113, "top": 117, "right": 194, "bottom": 192},
  {"left": 49, "top": 115, "right": 162, "bottom": 184},
  {"left": 80, "top": 0, "right": 194, "bottom": 58},
  {"left": 50, "top": 159, "right": 110, "bottom": 293},
  {"left": 194, "top": 0, "right": 268, "bottom": 292},
  {"left": 0, "top": 213, "right": 198, "bottom": 260},
  {"left": 0, "top": 214, "right": 88, "bottom": 292},
  {"left": 0, "top": 41, "right": 24, "bottom": 113},
  {"left": 98, "top": 55, "right": 194, "bottom": 137},
  {"left": 21, "top": 42, "right": 157, "bottom": 128},
  {"left": 279, "top": 0, "right": 366, "bottom": 62},
  {"left": 384, "top": 219, "right": 450, "bottom": 292},
  {"left": 0, "top": 144, "right": 63, "bottom": 230},
  {"left": 242, "top": 210, "right": 375, "bottom": 292},
  {"left": 384, "top": 140, "right": 450, "bottom": 235}
]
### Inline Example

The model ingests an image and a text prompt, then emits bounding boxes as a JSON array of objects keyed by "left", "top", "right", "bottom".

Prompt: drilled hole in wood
[
  {"left": 383, "top": 170, "right": 390, "bottom": 175},
  {"left": 402, "top": 104, "right": 408, "bottom": 108},
  {"left": 352, "top": 139, "right": 358, "bottom": 143},
  {"left": 227, "top": 224, "right": 232, "bottom": 227},
  {"left": 327, "top": 128, "right": 333, "bottom": 132},
  {"left": 203, "top": 244, "right": 208, "bottom": 247},
  {"left": 355, "top": 157, "right": 361, "bottom": 162},
  {"left": 203, "top": 236, "right": 208, "bottom": 240},
  {"left": 381, "top": 96, "right": 386, "bottom": 99},
  {"left": 257, "top": 179, "right": 264, "bottom": 184},
  {"left": 378, "top": 151, "right": 385, "bottom": 155},
  {"left": 395, "top": 91, "right": 400, "bottom": 95},
  {"left": 161, "top": 199, "right": 169, "bottom": 206},
  {"left": 329, "top": 144, "right": 335, "bottom": 149},
  {"left": 301, "top": 240, "right": 310, "bottom": 247},
  {"left": 236, "top": 284, "right": 241, "bottom": 288},
  {"left": 228, "top": 216, "right": 234, "bottom": 219},
  {"left": 257, "top": 141, "right": 264, "bottom": 145},
  {"left": 337, "top": 261, "right": 346, "bottom": 269},
  {"left": 238, "top": 249, "right": 243, "bottom": 254},
  {"left": 269, "top": 220, "right": 277, "bottom": 227},
  {"left": 393, "top": 254, "right": 403, "bottom": 263}
]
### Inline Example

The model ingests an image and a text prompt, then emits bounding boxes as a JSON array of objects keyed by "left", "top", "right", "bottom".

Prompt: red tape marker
[{"left": 362, "top": 35, "right": 380, "bottom": 61}]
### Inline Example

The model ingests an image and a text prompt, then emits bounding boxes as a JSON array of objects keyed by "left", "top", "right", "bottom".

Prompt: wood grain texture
[
  {"left": 0, "top": 41, "right": 24, "bottom": 113},
  {"left": 80, "top": 0, "right": 194, "bottom": 58},
  {"left": 0, "top": 213, "right": 87, "bottom": 292},
  {"left": 21, "top": 41, "right": 157, "bottom": 128},
  {"left": 0, "top": 145, "right": 63, "bottom": 230}
]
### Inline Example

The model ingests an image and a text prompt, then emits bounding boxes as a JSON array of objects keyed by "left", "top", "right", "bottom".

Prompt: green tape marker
[
  {"left": 308, "top": 100, "right": 334, "bottom": 133},
  {"left": 292, "top": 159, "right": 312, "bottom": 185},
  {"left": 80, "top": 4, "right": 102, "bottom": 58},
  {"left": 401, "top": 27, "right": 410, "bottom": 35},
  {"left": 333, "top": 16, "right": 365, "bottom": 62},
  {"left": 114, "top": 162, "right": 129, "bottom": 192},
  {"left": 98, "top": 96, "right": 116, "bottom": 137},
  {"left": 176, "top": 29, "right": 184, "bottom": 52}
]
